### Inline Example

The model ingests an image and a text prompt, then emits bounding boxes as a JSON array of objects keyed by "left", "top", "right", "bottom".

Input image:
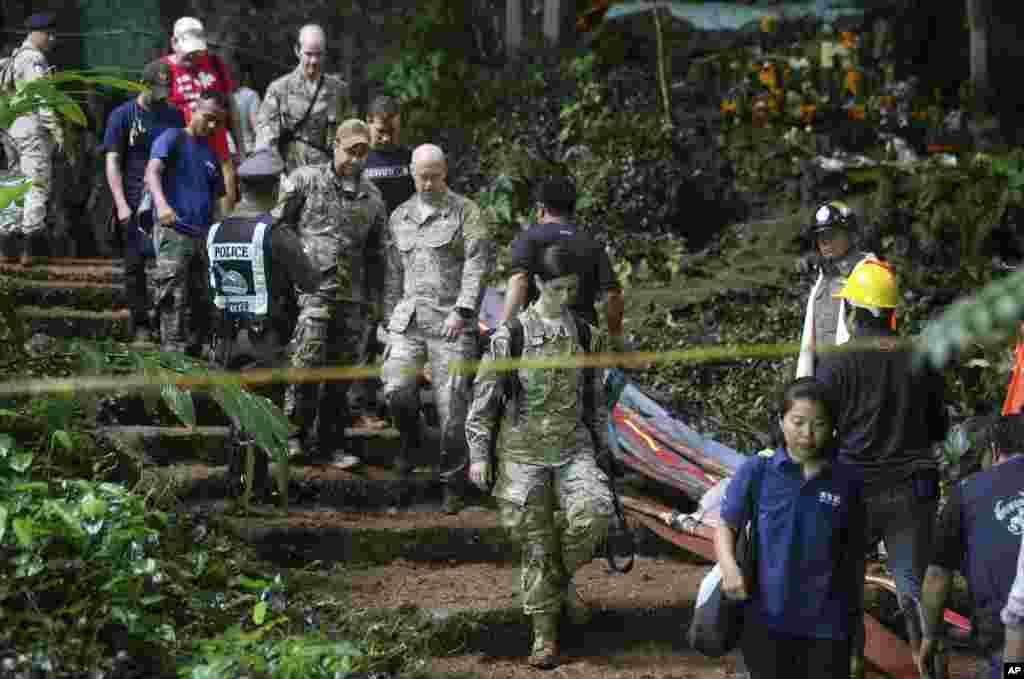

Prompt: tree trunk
[
  {"left": 967, "top": 0, "right": 991, "bottom": 109},
  {"left": 543, "top": 0, "right": 574, "bottom": 48},
  {"left": 506, "top": 0, "right": 523, "bottom": 59}
]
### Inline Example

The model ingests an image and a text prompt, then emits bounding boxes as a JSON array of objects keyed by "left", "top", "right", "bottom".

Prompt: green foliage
[
  {"left": 367, "top": 50, "right": 446, "bottom": 104},
  {"left": 0, "top": 433, "right": 177, "bottom": 652},
  {"left": 181, "top": 627, "right": 368, "bottom": 679},
  {"left": 85, "top": 347, "right": 291, "bottom": 464},
  {"left": 916, "top": 266, "right": 1024, "bottom": 371}
]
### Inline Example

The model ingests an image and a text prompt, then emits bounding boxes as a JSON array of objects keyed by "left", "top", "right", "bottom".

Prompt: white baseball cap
[{"left": 173, "top": 17, "right": 207, "bottom": 53}]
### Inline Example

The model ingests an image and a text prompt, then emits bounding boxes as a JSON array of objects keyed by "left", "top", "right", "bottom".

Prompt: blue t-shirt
[
  {"left": 101, "top": 100, "right": 185, "bottom": 208},
  {"left": 150, "top": 128, "right": 226, "bottom": 237},
  {"left": 720, "top": 449, "right": 866, "bottom": 640},
  {"left": 932, "top": 456, "right": 1024, "bottom": 652}
]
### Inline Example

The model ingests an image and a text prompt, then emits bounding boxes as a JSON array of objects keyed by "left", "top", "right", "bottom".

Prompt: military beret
[
  {"left": 24, "top": 13, "right": 57, "bottom": 31},
  {"left": 237, "top": 149, "right": 285, "bottom": 180}
]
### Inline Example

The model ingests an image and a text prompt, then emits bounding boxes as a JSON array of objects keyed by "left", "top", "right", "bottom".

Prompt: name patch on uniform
[
  {"left": 365, "top": 166, "right": 409, "bottom": 179},
  {"left": 227, "top": 301, "right": 250, "bottom": 313},
  {"left": 818, "top": 491, "right": 841, "bottom": 508},
  {"left": 213, "top": 245, "right": 251, "bottom": 259}
]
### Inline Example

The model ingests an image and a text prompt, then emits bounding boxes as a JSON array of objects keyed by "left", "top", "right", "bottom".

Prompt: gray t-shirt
[{"left": 234, "top": 87, "right": 261, "bottom": 153}]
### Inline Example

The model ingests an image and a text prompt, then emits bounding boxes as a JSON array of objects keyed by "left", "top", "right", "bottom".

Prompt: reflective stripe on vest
[{"left": 206, "top": 220, "right": 269, "bottom": 316}]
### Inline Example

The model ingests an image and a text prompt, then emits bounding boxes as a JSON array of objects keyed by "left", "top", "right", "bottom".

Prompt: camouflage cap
[{"left": 335, "top": 119, "right": 371, "bottom": 150}]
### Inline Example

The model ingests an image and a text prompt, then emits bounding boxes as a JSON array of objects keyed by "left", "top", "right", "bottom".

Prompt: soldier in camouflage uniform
[
  {"left": 466, "top": 243, "right": 614, "bottom": 670},
  {"left": 1, "top": 13, "right": 64, "bottom": 265},
  {"left": 275, "top": 119, "right": 387, "bottom": 468},
  {"left": 256, "top": 25, "right": 354, "bottom": 174},
  {"left": 381, "top": 143, "right": 494, "bottom": 512}
]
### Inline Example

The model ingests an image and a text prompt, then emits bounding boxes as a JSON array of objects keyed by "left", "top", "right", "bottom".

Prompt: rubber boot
[
  {"left": 0, "top": 233, "right": 15, "bottom": 263},
  {"left": 20, "top": 231, "right": 49, "bottom": 267},
  {"left": 528, "top": 613, "right": 560, "bottom": 669},
  {"left": 441, "top": 475, "right": 466, "bottom": 515},
  {"left": 393, "top": 413, "right": 418, "bottom": 477}
]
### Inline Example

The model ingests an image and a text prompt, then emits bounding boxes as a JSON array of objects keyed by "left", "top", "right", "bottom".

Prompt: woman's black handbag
[{"left": 687, "top": 457, "right": 765, "bottom": 658}]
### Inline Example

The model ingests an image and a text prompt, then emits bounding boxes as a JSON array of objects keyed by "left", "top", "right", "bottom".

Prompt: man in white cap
[{"left": 161, "top": 16, "right": 245, "bottom": 214}]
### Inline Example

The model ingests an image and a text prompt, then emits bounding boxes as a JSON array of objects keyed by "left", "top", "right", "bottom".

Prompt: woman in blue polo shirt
[{"left": 714, "top": 377, "right": 866, "bottom": 679}]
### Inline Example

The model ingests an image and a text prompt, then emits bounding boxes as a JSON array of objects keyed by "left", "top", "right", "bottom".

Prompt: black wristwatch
[{"left": 455, "top": 306, "right": 474, "bottom": 319}]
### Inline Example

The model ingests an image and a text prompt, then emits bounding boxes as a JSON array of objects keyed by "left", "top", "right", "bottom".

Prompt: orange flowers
[
  {"left": 759, "top": 62, "right": 779, "bottom": 90},
  {"left": 840, "top": 31, "right": 859, "bottom": 49},
  {"left": 847, "top": 104, "right": 867, "bottom": 121},
  {"left": 844, "top": 68, "right": 863, "bottom": 96},
  {"left": 720, "top": 100, "right": 738, "bottom": 114},
  {"left": 799, "top": 103, "right": 818, "bottom": 125}
]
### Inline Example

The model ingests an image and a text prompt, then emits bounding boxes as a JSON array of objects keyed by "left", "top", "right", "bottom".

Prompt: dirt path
[{"left": 314, "top": 508, "right": 985, "bottom": 679}]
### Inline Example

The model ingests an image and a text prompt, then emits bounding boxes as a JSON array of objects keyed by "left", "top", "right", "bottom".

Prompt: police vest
[{"left": 206, "top": 216, "right": 273, "bottom": 320}]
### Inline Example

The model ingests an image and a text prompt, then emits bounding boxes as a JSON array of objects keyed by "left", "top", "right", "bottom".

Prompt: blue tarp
[{"left": 605, "top": 1, "right": 900, "bottom": 32}]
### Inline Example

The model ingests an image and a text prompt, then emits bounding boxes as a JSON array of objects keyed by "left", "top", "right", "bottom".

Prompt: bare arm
[
  {"left": 606, "top": 287, "right": 624, "bottom": 337},
  {"left": 144, "top": 158, "right": 174, "bottom": 223},
  {"left": 105, "top": 152, "right": 131, "bottom": 220},
  {"left": 714, "top": 521, "right": 749, "bottom": 600},
  {"left": 501, "top": 272, "right": 529, "bottom": 323}
]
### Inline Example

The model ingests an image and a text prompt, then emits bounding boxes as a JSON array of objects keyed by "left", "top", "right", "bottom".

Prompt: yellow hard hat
[{"left": 834, "top": 259, "right": 899, "bottom": 309}]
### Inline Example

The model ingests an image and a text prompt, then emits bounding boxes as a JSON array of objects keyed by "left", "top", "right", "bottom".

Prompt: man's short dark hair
[
  {"left": 537, "top": 177, "right": 577, "bottom": 217},
  {"left": 198, "top": 90, "right": 228, "bottom": 111},
  {"left": 368, "top": 95, "right": 402, "bottom": 118},
  {"left": 993, "top": 414, "right": 1024, "bottom": 457}
]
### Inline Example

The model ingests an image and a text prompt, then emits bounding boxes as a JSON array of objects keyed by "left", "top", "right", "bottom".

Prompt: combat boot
[
  {"left": 528, "top": 612, "right": 560, "bottom": 669},
  {"left": 0, "top": 233, "right": 16, "bottom": 263},
  {"left": 441, "top": 476, "right": 466, "bottom": 515},
  {"left": 562, "top": 579, "right": 593, "bottom": 626}
]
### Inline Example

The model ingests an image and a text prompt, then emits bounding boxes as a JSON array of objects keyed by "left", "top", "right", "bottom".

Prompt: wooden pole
[
  {"left": 653, "top": 4, "right": 674, "bottom": 128},
  {"left": 506, "top": 0, "right": 523, "bottom": 59},
  {"left": 966, "top": 0, "right": 991, "bottom": 110}
]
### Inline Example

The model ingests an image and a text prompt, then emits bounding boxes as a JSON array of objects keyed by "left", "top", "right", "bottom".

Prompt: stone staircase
[{"left": 2, "top": 256, "right": 452, "bottom": 512}]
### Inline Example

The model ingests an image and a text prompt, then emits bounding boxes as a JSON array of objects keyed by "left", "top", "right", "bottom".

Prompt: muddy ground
[{"left": 226, "top": 505, "right": 985, "bottom": 679}]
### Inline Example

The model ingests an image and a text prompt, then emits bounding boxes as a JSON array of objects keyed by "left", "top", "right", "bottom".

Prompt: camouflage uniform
[
  {"left": 4, "top": 40, "right": 62, "bottom": 237},
  {"left": 154, "top": 225, "right": 209, "bottom": 353},
  {"left": 274, "top": 164, "right": 387, "bottom": 448},
  {"left": 382, "top": 190, "right": 494, "bottom": 483},
  {"left": 811, "top": 249, "right": 873, "bottom": 347},
  {"left": 256, "top": 68, "right": 353, "bottom": 173},
  {"left": 466, "top": 308, "right": 614, "bottom": 617}
]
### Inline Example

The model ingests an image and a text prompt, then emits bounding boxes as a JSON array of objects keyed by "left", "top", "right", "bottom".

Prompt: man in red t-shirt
[{"left": 161, "top": 17, "right": 244, "bottom": 212}]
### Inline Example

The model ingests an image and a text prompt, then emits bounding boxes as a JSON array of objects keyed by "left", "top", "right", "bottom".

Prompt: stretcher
[{"left": 605, "top": 370, "right": 972, "bottom": 678}]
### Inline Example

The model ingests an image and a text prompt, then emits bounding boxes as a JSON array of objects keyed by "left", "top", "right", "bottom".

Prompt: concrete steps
[
  {"left": 9, "top": 278, "right": 126, "bottom": 310},
  {"left": 18, "top": 306, "right": 131, "bottom": 339}
]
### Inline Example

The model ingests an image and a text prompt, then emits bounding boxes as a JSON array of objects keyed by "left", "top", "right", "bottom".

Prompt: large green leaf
[
  {"left": 161, "top": 384, "right": 197, "bottom": 428},
  {"left": 0, "top": 433, "right": 12, "bottom": 458},
  {"left": 0, "top": 505, "right": 7, "bottom": 543},
  {"left": 0, "top": 179, "right": 31, "bottom": 212}
]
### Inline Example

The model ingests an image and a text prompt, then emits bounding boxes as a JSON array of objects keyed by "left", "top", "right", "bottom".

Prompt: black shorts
[{"left": 741, "top": 622, "right": 851, "bottom": 679}]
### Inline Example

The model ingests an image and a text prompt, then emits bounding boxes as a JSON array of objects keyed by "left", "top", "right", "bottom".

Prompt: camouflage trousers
[
  {"left": 153, "top": 226, "right": 210, "bottom": 353},
  {"left": 284, "top": 298, "right": 366, "bottom": 450},
  {"left": 381, "top": 319, "right": 477, "bottom": 482},
  {"left": 10, "top": 129, "right": 53, "bottom": 235},
  {"left": 497, "top": 454, "right": 614, "bottom": 616}
]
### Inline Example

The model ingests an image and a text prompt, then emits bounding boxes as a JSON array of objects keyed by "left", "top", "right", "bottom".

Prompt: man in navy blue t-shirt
[
  {"left": 919, "top": 415, "right": 1024, "bottom": 679},
  {"left": 102, "top": 60, "right": 185, "bottom": 343},
  {"left": 144, "top": 91, "right": 227, "bottom": 355},
  {"left": 501, "top": 177, "right": 624, "bottom": 345}
]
